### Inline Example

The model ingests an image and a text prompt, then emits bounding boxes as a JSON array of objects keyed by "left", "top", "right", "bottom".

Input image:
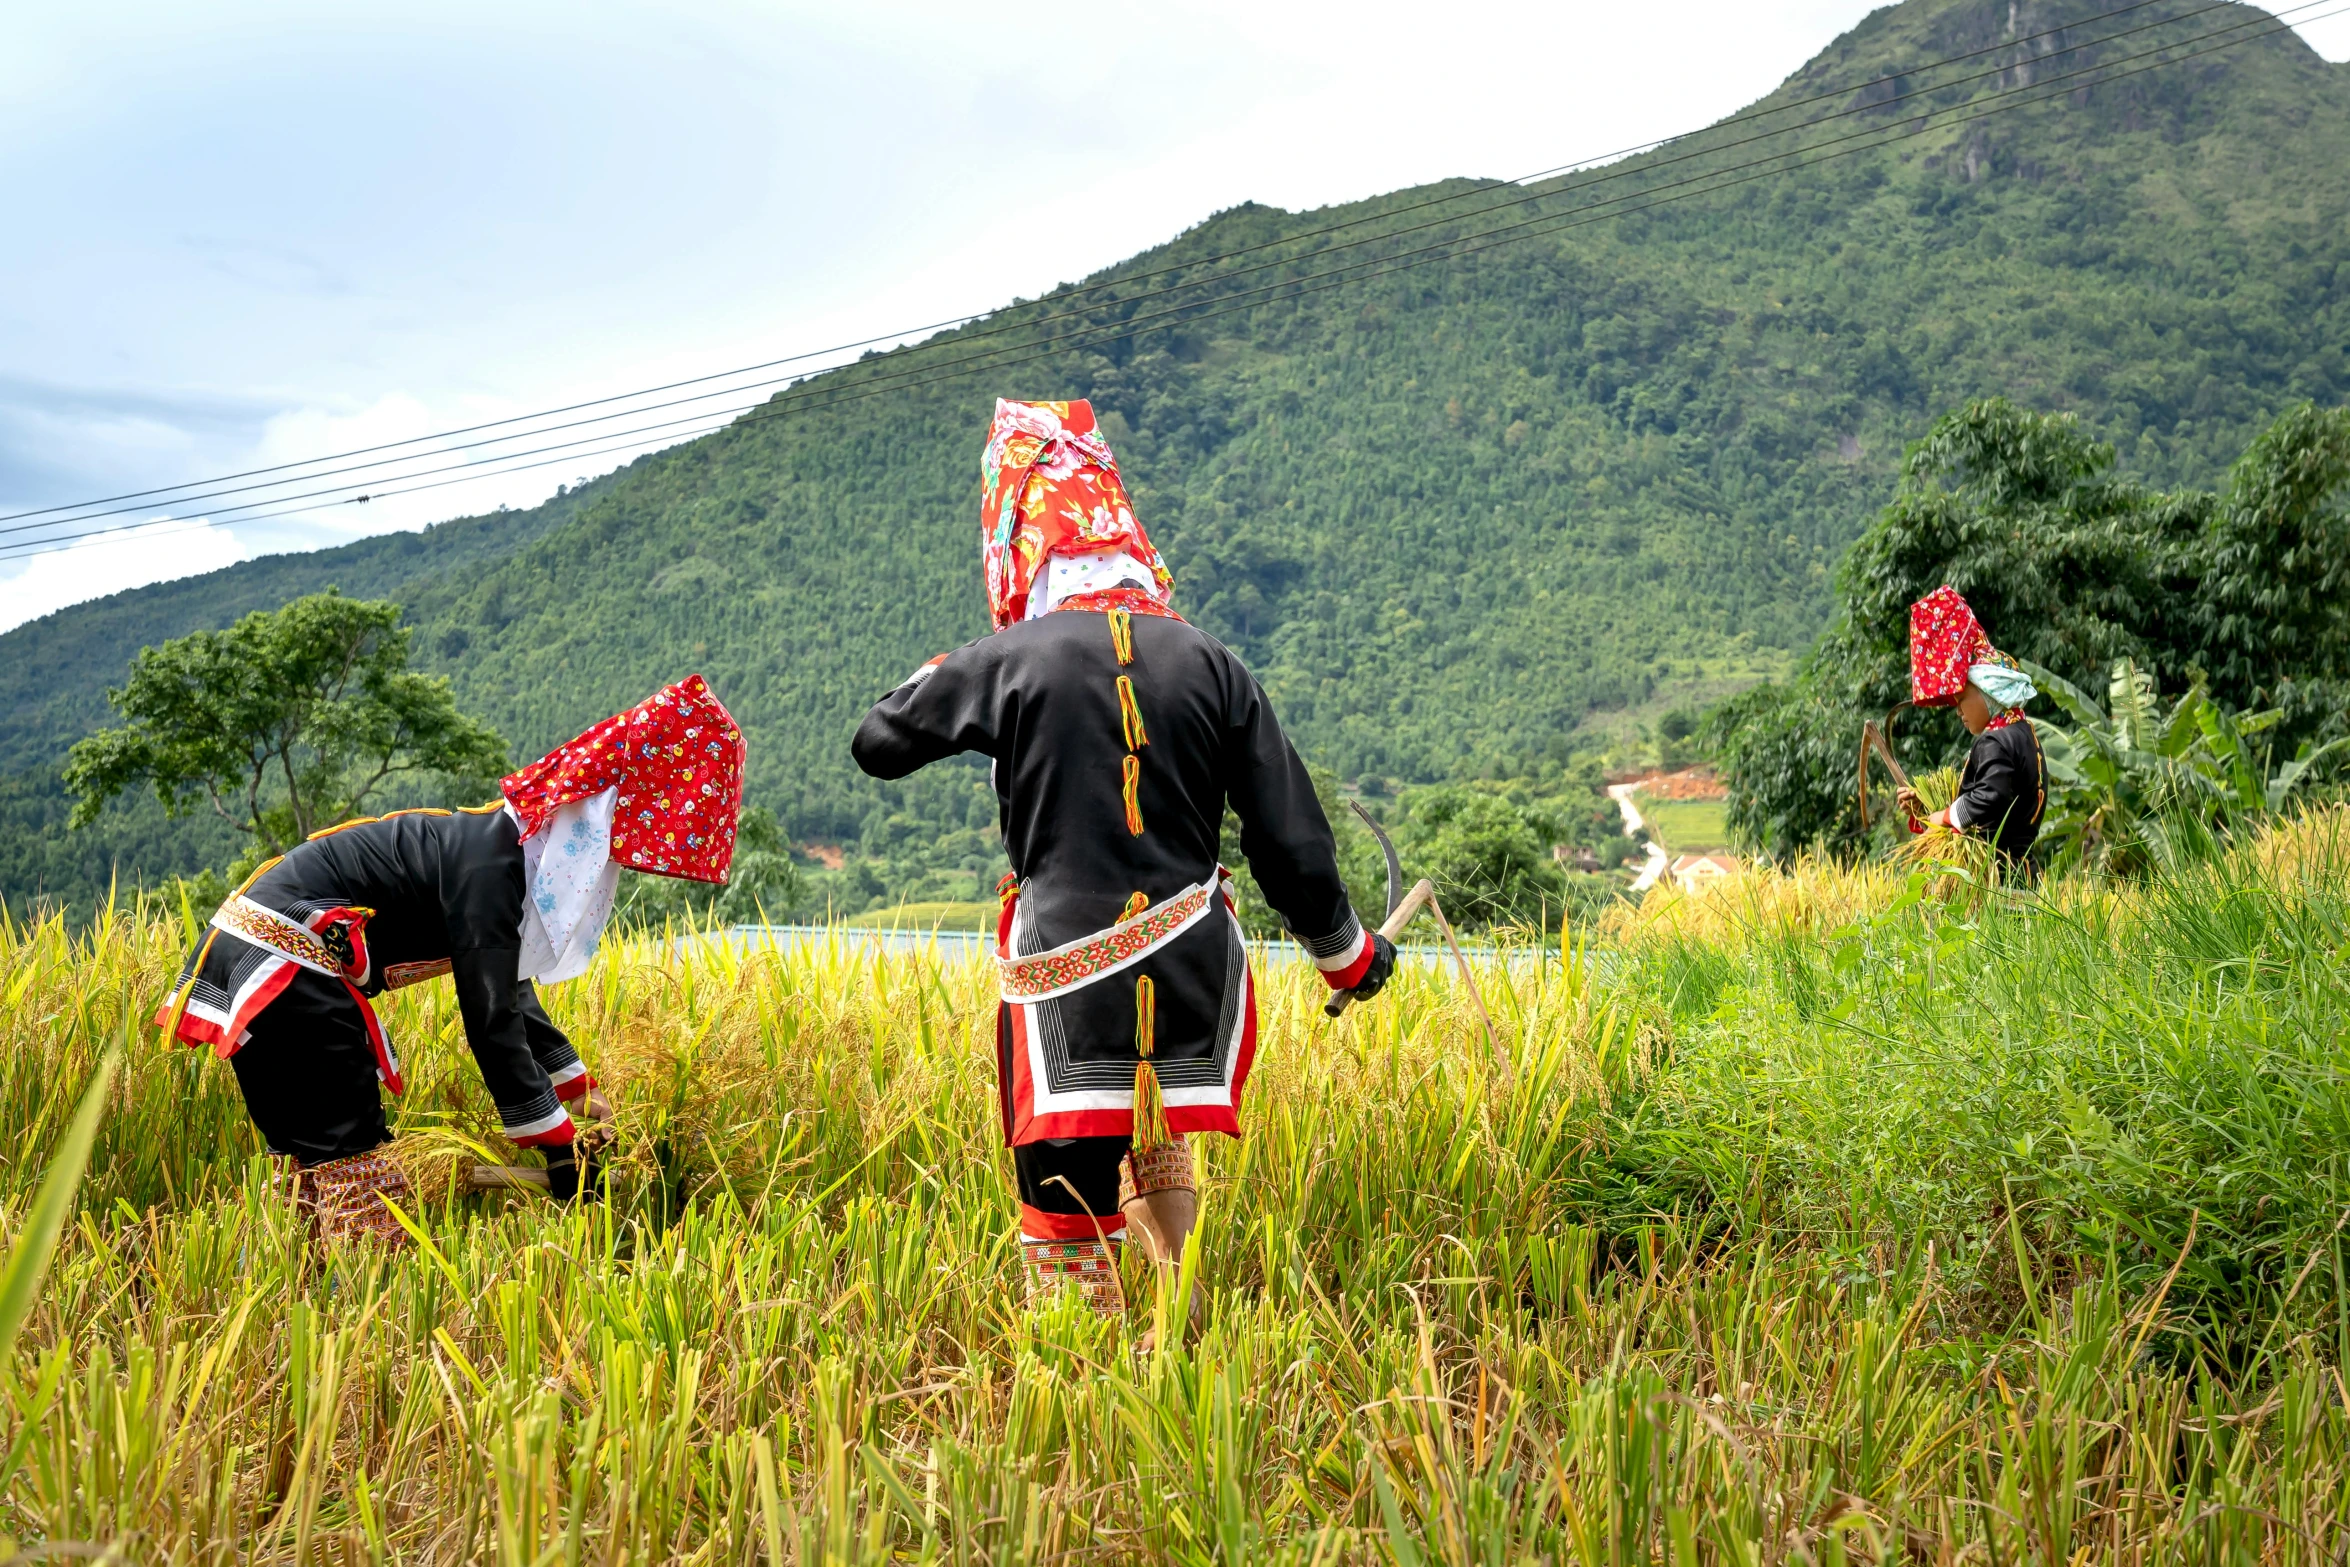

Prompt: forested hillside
[{"left": 6, "top": 0, "right": 2347, "bottom": 909}]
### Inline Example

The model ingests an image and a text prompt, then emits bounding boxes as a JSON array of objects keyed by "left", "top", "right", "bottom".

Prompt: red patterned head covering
[
  {"left": 1908, "top": 585, "right": 1996, "bottom": 708},
  {"left": 980, "top": 398, "right": 1174, "bottom": 630},
  {"left": 501, "top": 674, "right": 746, "bottom": 883}
]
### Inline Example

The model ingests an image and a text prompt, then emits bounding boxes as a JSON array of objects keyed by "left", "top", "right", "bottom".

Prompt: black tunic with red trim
[
  {"left": 852, "top": 608, "right": 1374, "bottom": 1145},
  {"left": 165, "top": 806, "right": 590, "bottom": 1148}
]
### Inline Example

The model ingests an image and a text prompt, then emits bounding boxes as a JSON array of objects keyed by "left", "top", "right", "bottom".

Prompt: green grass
[
  {"left": 850, "top": 900, "right": 997, "bottom": 932},
  {"left": 1639, "top": 798, "right": 1730, "bottom": 853},
  {"left": 1, "top": 812, "right": 2349, "bottom": 1556}
]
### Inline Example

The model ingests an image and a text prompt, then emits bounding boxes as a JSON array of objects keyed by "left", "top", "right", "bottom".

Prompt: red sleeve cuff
[
  {"left": 553, "top": 1072, "right": 596, "bottom": 1103},
  {"left": 1321, "top": 929, "right": 1377, "bottom": 991},
  {"left": 510, "top": 1118, "right": 576, "bottom": 1149}
]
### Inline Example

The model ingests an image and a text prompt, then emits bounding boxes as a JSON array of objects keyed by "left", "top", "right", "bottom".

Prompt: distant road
[{"left": 1606, "top": 782, "right": 1670, "bottom": 893}]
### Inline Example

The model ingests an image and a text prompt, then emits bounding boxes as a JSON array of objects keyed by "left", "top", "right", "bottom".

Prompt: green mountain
[{"left": 6, "top": 0, "right": 2347, "bottom": 909}]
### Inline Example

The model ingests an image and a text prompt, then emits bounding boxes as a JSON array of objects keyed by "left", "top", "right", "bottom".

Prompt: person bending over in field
[
  {"left": 1896, "top": 585, "right": 2047, "bottom": 865},
  {"left": 157, "top": 676, "right": 746, "bottom": 1245},
  {"left": 852, "top": 397, "right": 1397, "bottom": 1327}
]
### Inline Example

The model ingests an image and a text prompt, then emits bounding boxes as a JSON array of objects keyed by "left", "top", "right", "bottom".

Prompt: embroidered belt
[
  {"left": 998, "top": 874, "right": 1226, "bottom": 1004},
  {"left": 213, "top": 896, "right": 371, "bottom": 982},
  {"left": 209, "top": 895, "right": 405, "bottom": 1093}
]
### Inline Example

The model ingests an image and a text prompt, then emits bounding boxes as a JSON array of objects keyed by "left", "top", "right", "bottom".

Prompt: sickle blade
[{"left": 1349, "top": 800, "right": 1404, "bottom": 919}]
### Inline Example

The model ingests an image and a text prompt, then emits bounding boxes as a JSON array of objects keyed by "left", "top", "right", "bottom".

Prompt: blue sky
[{"left": 4, "top": 1, "right": 2343, "bottom": 631}]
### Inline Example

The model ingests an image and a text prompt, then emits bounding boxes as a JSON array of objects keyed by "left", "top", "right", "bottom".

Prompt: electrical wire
[
  {"left": 4, "top": 0, "right": 2329, "bottom": 563},
  {"left": 712, "top": 0, "right": 2333, "bottom": 432},
  {"left": 4, "top": 0, "right": 2312, "bottom": 563},
  {"left": 0, "top": 0, "right": 2255, "bottom": 535},
  {"left": 0, "top": 0, "right": 2292, "bottom": 551}
]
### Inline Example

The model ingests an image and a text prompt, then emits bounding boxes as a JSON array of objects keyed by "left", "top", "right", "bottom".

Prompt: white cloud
[{"left": 0, "top": 519, "right": 248, "bottom": 633}]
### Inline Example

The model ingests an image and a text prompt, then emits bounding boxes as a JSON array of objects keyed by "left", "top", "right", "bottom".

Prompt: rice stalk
[{"left": 0, "top": 818, "right": 2340, "bottom": 1557}]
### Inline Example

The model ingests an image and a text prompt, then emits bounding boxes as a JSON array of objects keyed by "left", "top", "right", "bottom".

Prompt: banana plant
[{"left": 2019, "top": 658, "right": 2347, "bottom": 874}]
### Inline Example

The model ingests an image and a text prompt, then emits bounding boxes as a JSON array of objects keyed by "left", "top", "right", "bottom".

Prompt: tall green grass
[{"left": 0, "top": 812, "right": 2346, "bottom": 1558}]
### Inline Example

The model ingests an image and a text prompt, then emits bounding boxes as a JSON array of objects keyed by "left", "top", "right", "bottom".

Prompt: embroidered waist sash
[
  {"left": 205, "top": 895, "right": 405, "bottom": 1093},
  {"left": 998, "top": 873, "right": 1228, "bottom": 1004}
]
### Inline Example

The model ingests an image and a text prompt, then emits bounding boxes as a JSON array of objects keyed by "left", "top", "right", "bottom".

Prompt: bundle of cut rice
[{"left": 1891, "top": 765, "right": 1995, "bottom": 897}]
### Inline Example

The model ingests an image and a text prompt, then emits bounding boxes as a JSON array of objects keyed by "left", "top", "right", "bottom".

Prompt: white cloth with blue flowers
[
  {"left": 1966, "top": 662, "right": 2037, "bottom": 710},
  {"left": 513, "top": 786, "right": 621, "bottom": 984}
]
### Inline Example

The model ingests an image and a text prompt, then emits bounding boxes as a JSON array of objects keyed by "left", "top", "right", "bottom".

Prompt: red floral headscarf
[
  {"left": 1909, "top": 585, "right": 1995, "bottom": 708},
  {"left": 501, "top": 674, "right": 746, "bottom": 883},
  {"left": 980, "top": 398, "right": 1174, "bottom": 630},
  {"left": 1910, "top": 585, "right": 2033, "bottom": 726}
]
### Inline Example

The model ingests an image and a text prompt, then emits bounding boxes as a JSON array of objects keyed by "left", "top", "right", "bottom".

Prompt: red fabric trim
[
  {"left": 344, "top": 976, "right": 403, "bottom": 1094},
  {"left": 1051, "top": 589, "right": 1183, "bottom": 622},
  {"left": 1024, "top": 1107, "right": 1145, "bottom": 1139},
  {"left": 1320, "top": 929, "right": 1377, "bottom": 991},
  {"left": 1018, "top": 1204, "right": 1126, "bottom": 1242},
  {"left": 1002, "top": 966, "right": 1255, "bottom": 1144},
  {"left": 154, "top": 996, "right": 233, "bottom": 1050},
  {"left": 510, "top": 1119, "right": 576, "bottom": 1149},
  {"left": 1163, "top": 1104, "right": 1243, "bottom": 1137},
  {"left": 1006, "top": 995, "right": 1038, "bottom": 1139},
  {"left": 1231, "top": 962, "right": 1259, "bottom": 1112},
  {"left": 217, "top": 961, "right": 301, "bottom": 1058},
  {"left": 553, "top": 1073, "right": 596, "bottom": 1102}
]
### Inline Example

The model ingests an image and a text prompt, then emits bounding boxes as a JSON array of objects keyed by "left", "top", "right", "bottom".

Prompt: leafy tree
[
  {"left": 614, "top": 805, "right": 806, "bottom": 927},
  {"left": 1718, "top": 399, "right": 2350, "bottom": 857},
  {"left": 64, "top": 592, "right": 508, "bottom": 857},
  {"left": 2026, "top": 657, "right": 2348, "bottom": 876}
]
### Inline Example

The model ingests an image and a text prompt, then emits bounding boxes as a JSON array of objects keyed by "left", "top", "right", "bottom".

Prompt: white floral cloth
[
  {"left": 513, "top": 787, "right": 621, "bottom": 984},
  {"left": 1024, "top": 549, "right": 1160, "bottom": 620}
]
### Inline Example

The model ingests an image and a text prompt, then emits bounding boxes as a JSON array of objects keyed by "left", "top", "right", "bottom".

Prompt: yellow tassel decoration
[
  {"left": 1131, "top": 973, "right": 1170, "bottom": 1149},
  {"left": 1121, "top": 754, "right": 1145, "bottom": 836},
  {"left": 1108, "top": 608, "right": 1134, "bottom": 665},
  {"left": 1117, "top": 675, "right": 1149, "bottom": 751},
  {"left": 1120, "top": 890, "right": 1150, "bottom": 922}
]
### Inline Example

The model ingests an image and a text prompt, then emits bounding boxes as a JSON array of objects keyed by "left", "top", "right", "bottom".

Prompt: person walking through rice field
[{"left": 853, "top": 397, "right": 1397, "bottom": 1331}]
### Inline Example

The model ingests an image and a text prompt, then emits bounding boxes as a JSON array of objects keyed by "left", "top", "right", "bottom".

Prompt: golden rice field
[{"left": 4, "top": 812, "right": 2350, "bottom": 1562}]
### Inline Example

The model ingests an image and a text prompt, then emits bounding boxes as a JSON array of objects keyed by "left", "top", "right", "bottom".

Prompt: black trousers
[
  {"left": 226, "top": 968, "right": 391, "bottom": 1165},
  {"left": 1013, "top": 1136, "right": 1131, "bottom": 1230}
]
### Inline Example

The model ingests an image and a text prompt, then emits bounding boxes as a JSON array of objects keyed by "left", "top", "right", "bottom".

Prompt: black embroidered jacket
[
  {"left": 852, "top": 609, "right": 1372, "bottom": 1141},
  {"left": 1951, "top": 719, "right": 2047, "bottom": 863},
  {"left": 168, "top": 806, "right": 588, "bottom": 1144}
]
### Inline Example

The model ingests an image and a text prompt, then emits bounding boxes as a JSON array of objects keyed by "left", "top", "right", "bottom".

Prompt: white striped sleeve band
[
  {"left": 501, "top": 1097, "right": 574, "bottom": 1142},
  {"left": 1304, "top": 911, "right": 1368, "bottom": 971}
]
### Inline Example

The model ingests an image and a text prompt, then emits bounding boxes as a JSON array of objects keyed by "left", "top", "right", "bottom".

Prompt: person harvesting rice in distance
[
  {"left": 853, "top": 397, "right": 1398, "bottom": 1327},
  {"left": 157, "top": 676, "right": 747, "bottom": 1243},
  {"left": 1895, "top": 585, "right": 2047, "bottom": 864}
]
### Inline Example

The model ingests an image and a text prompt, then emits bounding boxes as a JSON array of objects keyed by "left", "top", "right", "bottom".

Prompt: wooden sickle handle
[
  {"left": 470, "top": 1164, "right": 550, "bottom": 1192},
  {"left": 1324, "top": 879, "right": 1436, "bottom": 1018}
]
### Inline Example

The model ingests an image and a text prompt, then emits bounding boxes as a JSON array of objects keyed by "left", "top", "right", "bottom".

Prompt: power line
[
  {"left": 0, "top": 0, "right": 2243, "bottom": 533},
  {"left": 0, "top": 0, "right": 2287, "bottom": 553},
  {"left": 10, "top": 0, "right": 2267, "bottom": 545},
  {"left": 0, "top": 420, "right": 741, "bottom": 560},
  {"left": 3, "top": 0, "right": 2327, "bottom": 563},
  {"left": 707, "top": 0, "right": 2327, "bottom": 432},
  {"left": 3, "top": 0, "right": 2309, "bottom": 563}
]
